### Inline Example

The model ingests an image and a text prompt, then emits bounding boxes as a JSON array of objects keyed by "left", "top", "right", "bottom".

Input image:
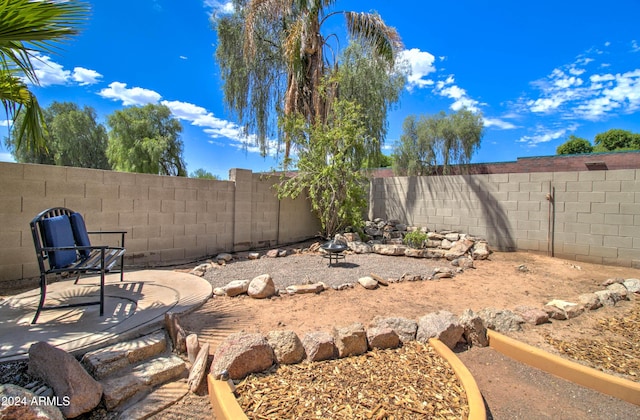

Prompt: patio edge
[{"left": 487, "top": 329, "right": 640, "bottom": 406}]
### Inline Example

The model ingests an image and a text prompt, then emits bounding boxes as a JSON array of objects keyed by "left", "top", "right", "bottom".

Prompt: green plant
[{"left": 403, "top": 230, "right": 428, "bottom": 248}]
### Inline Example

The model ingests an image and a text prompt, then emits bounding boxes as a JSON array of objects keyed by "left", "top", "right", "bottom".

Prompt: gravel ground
[{"left": 203, "top": 242, "right": 448, "bottom": 290}]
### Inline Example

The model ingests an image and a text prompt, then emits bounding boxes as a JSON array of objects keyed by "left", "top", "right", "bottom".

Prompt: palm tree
[
  {"left": 0, "top": 0, "right": 88, "bottom": 152},
  {"left": 215, "top": 0, "right": 402, "bottom": 159}
]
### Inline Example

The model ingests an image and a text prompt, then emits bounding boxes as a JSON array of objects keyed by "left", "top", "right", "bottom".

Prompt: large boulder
[
  {"left": 0, "top": 384, "right": 64, "bottom": 420},
  {"left": 302, "top": 331, "right": 337, "bottom": 362},
  {"left": 248, "top": 274, "right": 276, "bottom": 299},
  {"left": 266, "top": 330, "right": 305, "bottom": 365},
  {"left": 444, "top": 238, "right": 474, "bottom": 260},
  {"left": 366, "top": 327, "right": 400, "bottom": 350},
  {"left": 416, "top": 311, "right": 464, "bottom": 349},
  {"left": 224, "top": 279, "right": 250, "bottom": 297},
  {"left": 458, "top": 309, "right": 489, "bottom": 347},
  {"left": 369, "top": 316, "right": 417, "bottom": 343},
  {"left": 477, "top": 308, "right": 525, "bottom": 332},
  {"left": 333, "top": 323, "right": 368, "bottom": 358},
  {"left": 211, "top": 333, "right": 275, "bottom": 380},
  {"left": 372, "top": 244, "right": 408, "bottom": 256},
  {"left": 28, "top": 342, "right": 103, "bottom": 419}
]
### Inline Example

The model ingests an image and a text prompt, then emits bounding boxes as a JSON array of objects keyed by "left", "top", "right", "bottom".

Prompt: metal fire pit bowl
[{"left": 320, "top": 241, "right": 348, "bottom": 267}]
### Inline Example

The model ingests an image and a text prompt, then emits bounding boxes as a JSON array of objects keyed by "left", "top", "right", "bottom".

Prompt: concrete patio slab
[{"left": 0, "top": 270, "right": 212, "bottom": 362}]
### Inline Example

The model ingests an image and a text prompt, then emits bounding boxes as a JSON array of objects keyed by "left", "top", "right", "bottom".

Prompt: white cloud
[
  {"left": 204, "top": 0, "right": 234, "bottom": 15},
  {"left": 434, "top": 75, "right": 481, "bottom": 113},
  {"left": 517, "top": 124, "right": 579, "bottom": 146},
  {"left": 98, "top": 82, "right": 162, "bottom": 106},
  {"left": 397, "top": 48, "right": 437, "bottom": 90},
  {"left": 161, "top": 99, "right": 280, "bottom": 156},
  {"left": 71, "top": 67, "right": 102, "bottom": 85},
  {"left": 632, "top": 40, "right": 640, "bottom": 52},
  {"left": 31, "top": 53, "right": 70, "bottom": 86},
  {"left": 524, "top": 48, "right": 640, "bottom": 121},
  {"left": 483, "top": 118, "right": 517, "bottom": 130}
]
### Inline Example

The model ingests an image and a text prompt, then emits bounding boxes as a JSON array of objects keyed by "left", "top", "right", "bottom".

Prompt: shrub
[{"left": 403, "top": 231, "right": 428, "bottom": 248}]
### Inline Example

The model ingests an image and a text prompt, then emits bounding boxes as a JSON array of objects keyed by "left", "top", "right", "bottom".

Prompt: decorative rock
[
  {"left": 278, "top": 249, "right": 288, "bottom": 257},
  {"left": 416, "top": 311, "right": 464, "bottom": 349},
  {"left": 595, "top": 289, "right": 618, "bottom": 306},
  {"left": 248, "top": 274, "right": 276, "bottom": 299},
  {"left": 445, "top": 233, "right": 460, "bottom": 242},
  {"left": 28, "top": 342, "right": 103, "bottom": 418},
  {"left": 458, "top": 309, "right": 489, "bottom": 347},
  {"left": 266, "top": 330, "right": 305, "bottom": 365},
  {"left": 333, "top": 323, "right": 368, "bottom": 358},
  {"left": 189, "top": 263, "right": 211, "bottom": 277},
  {"left": 213, "top": 287, "right": 226, "bottom": 296},
  {"left": 607, "top": 283, "right": 629, "bottom": 301},
  {"left": 451, "top": 256, "right": 475, "bottom": 269},
  {"left": 624, "top": 278, "right": 640, "bottom": 293},
  {"left": 348, "top": 241, "right": 372, "bottom": 254},
  {"left": 216, "top": 253, "right": 233, "bottom": 263},
  {"left": 358, "top": 276, "right": 378, "bottom": 290},
  {"left": 186, "top": 334, "right": 200, "bottom": 364},
  {"left": 601, "top": 277, "right": 624, "bottom": 286},
  {"left": 513, "top": 305, "right": 550, "bottom": 325},
  {"left": 343, "top": 232, "right": 362, "bottom": 242},
  {"left": 187, "top": 342, "right": 210, "bottom": 393},
  {"left": 372, "top": 244, "right": 407, "bottom": 256},
  {"left": 366, "top": 327, "right": 400, "bottom": 350},
  {"left": 444, "top": 238, "right": 474, "bottom": 260},
  {"left": 578, "top": 293, "right": 602, "bottom": 310},
  {"left": 544, "top": 299, "right": 583, "bottom": 320},
  {"left": 211, "top": 333, "right": 275, "bottom": 380},
  {"left": 286, "top": 283, "right": 324, "bottom": 294},
  {"left": 224, "top": 279, "right": 251, "bottom": 297},
  {"left": 0, "top": 384, "right": 64, "bottom": 420},
  {"left": 400, "top": 273, "right": 422, "bottom": 282},
  {"left": 248, "top": 252, "right": 260, "bottom": 260},
  {"left": 471, "top": 241, "right": 491, "bottom": 260},
  {"left": 302, "top": 331, "right": 336, "bottom": 362},
  {"left": 477, "top": 308, "right": 524, "bottom": 332},
  {"left": 265, "top": 249, "right": 280, "bottom": 258},
  {"left": 369, "top": 316, "right": 417, "bottom": 343},
  {"left": 369, "top": 273, "right": 389, "bottom": 286}
]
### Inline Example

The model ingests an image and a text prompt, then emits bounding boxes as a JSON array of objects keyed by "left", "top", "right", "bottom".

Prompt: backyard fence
[
  {"left": 2, "top": 161, "right": 640, "bottom": 288},
  {"left": 0, "top": 162, "right": 321, "bottom": 287}
]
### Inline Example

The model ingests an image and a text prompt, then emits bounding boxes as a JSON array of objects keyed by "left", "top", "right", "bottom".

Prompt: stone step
[
  {"left": 101, "top": 354, "right": 187, "bottom": 411},
  {"left": 82, "top": 330, "right": 167, "bottom": 380},
  {"left": 118, "top": 380, "right": 189, "bottom": 419}
]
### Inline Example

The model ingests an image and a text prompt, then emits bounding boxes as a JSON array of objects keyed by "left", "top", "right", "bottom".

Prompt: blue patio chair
[{"left": 30, "top": 207, "right": 127, "bottom": 324}]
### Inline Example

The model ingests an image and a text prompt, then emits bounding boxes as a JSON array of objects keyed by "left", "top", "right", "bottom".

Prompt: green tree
[
  {"left": 393, "top": 109, "right": 484, "bottom": 176},
  {"left": 0, "top": 0, "right": 88, "bottom": 152},
  {"left": 593, "top": 129, "right": 640, "bottom": 152},
  {"left": 556, "top": 135, "right": 593, "bottom": 155},
  {"left": 392, "top": 115, "right": 436, "bottom": 176},
  {"left": 190, "top": 168, "right": 220, "bottom": 180},
  {"left": 277, "top": 99, "right": 368, "bottom": 238},
  {"left": 214, "top": 0, "right": 403, "bottom": 159},
  {"left": 5, "top": 101, "right": 110, "bottom": 169},
  {"left": 106, "top": 104, "right": 187, "bottom": 176}
]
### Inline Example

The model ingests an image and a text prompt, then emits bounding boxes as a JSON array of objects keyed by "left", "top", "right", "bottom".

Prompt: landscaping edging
[
  {"left": 207, "top": 338, "right": 486, "bottom": 420},
  {"left": 487, "top": 329, "right": 640, "bottom": 406}
]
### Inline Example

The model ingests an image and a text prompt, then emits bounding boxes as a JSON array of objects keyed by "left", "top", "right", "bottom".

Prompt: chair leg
[
  {"left": 99, "top": 270, "right": 105, "bottom": 317},
  {"left": 31, "top": 274, "right": 47, "bottom": 324},
  {"left": 119, "top": 254, "right": 125, "bottom": 282}
]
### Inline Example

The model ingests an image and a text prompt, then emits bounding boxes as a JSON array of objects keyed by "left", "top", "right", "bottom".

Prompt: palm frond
[{"left": 344, "top": 12, "right": 402, "bottom": 64}]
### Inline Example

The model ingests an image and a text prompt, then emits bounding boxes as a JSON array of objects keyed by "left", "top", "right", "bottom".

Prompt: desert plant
[{"left": 403, "top": 230, "right": 428, "bottom": 248}]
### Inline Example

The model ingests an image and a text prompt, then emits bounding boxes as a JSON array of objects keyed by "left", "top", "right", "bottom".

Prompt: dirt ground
[{"left": 170, "top": 249, "right": 640, "bottom": 419}]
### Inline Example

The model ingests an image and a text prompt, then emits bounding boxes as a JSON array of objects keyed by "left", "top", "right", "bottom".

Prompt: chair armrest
[{"left": 87, "top": 230, "right": 128, "bottom": 235}]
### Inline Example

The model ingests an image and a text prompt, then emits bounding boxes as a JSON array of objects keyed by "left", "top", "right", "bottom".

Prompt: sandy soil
[{"left": 170, "top": 247, "right": 640, "bottom": 419}]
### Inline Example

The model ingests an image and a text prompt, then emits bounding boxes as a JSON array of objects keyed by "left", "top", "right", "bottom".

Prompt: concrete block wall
[
  {"left": 369, "top": 169, "right": 640, "bottom": 267},
  {"left": 0, "top": 162, "right": 320, "bottom": 286}
]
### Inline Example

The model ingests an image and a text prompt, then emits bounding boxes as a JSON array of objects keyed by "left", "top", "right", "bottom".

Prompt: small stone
[{"left": 358, "top": 276, "right": 378, "bottom": 290}]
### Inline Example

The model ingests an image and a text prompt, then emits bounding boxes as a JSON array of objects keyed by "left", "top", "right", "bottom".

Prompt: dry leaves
[
  {"left": 235, "top": 341, "right": 469, "bottom": 419},
  {"left": 543, "top": 301, "right": 640, "bottom": 379}
]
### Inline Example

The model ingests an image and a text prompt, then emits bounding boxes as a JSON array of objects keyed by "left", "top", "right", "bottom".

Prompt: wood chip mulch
[
  {"left": 235, "top": 341, "right": 469, "bottom": 419},
  {"left": 542, "top": 301, "right": 640, "bottom": 380}
]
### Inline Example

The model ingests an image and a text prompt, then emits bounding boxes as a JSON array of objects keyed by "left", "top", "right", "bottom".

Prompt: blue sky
[{"left": 2, "top": 0, "right": 640, "bottom": 179}]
